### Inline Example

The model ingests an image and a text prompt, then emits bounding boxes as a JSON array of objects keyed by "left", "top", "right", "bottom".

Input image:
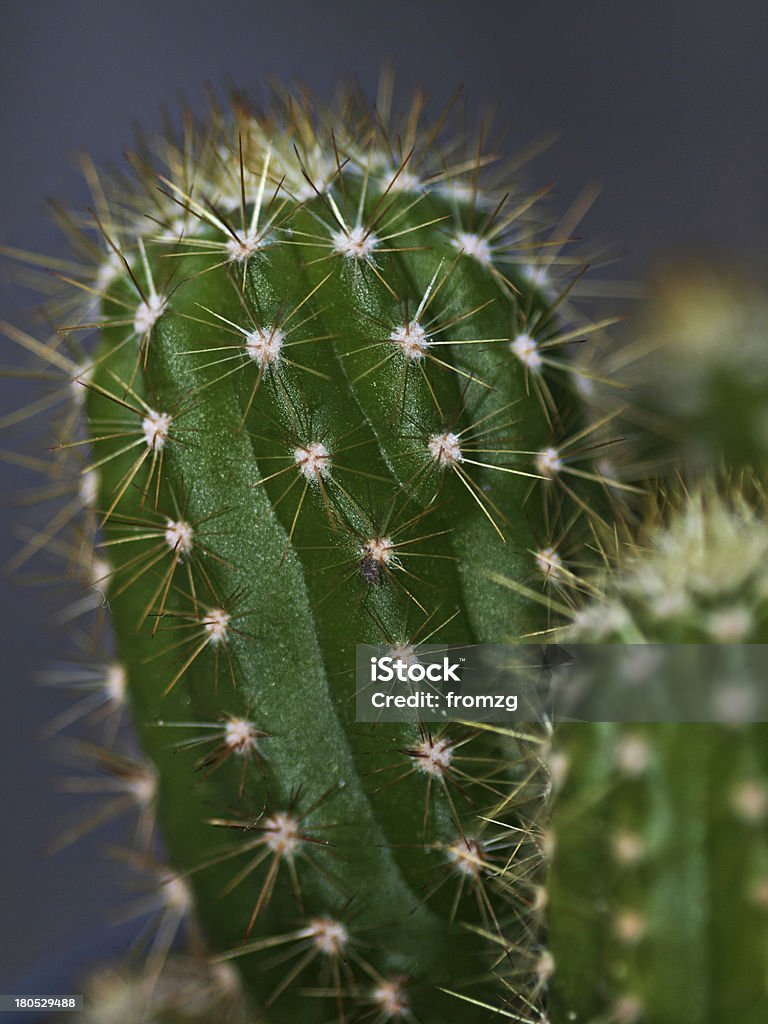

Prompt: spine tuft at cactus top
[{"left": 4, "top": 84, "right": 633, "bottom": 1023}]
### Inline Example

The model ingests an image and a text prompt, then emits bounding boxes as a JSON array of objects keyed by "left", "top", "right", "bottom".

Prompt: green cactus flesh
[{"left": 66, "top": 95, "right": 610, "bottom": 1022}]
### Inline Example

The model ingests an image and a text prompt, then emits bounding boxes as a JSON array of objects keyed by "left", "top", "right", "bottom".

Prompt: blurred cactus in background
[
  {"left": 549, "top": 482, "right": 768, "bottom": 1022},
  {"left": 621, "top": 267, "right": 768, "bottom": 474}
]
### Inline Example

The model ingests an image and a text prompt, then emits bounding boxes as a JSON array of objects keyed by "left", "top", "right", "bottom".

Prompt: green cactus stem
[{"left": 2, "top": 86, "right": 626, "bottom": 1023}]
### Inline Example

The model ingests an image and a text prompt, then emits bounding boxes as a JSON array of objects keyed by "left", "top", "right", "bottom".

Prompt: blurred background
[{"left": 0, "top": 0, "right": 765, "bottom": 986}]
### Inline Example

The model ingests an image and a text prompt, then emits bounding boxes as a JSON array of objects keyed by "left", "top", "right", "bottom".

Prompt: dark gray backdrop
[{"left": 0, "top": 0, "right": 765, "bottom": 986}]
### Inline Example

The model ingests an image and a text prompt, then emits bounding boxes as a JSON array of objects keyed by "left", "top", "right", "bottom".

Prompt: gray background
[{"left": 0, "top": 0, "right": 765, "bottom": 985}]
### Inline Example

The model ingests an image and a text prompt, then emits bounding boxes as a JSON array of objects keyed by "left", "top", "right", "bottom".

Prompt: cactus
[
  {"left": 616, "top": 266, "right": 768, "bottom": 475},
  {"left": 7, "top": 81, "right": 767, "bottom": 1024},
  {"left": 548, "top": 483, "right": 768, "bottom": 1023},
  {"left": 2, "top": 84, "right": 629, "bottom": 1023}
]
